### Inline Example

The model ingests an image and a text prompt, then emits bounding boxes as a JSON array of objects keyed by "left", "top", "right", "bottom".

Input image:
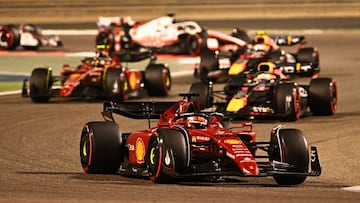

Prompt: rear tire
[
  {"left": 275, "top": 83, "right": 300, "bottom": 122},
  {"left": 0, "top": 24, "right": 20, "bottom": 50},
  {"left": 80, "top": 121, "right": 123, "bottom": 174},
  {"left": 297, "top": 47, "right": 319, "bottom": 66},
  {"left": 199, "top": 49, "right": 219, "bottom": 83},
  {"left": 231, "top": 28, "right": 251, "bottom": 43},
  {"left": 29, "top": 68, "right": 52, "bottom": 103},
  {"left": 309, "top": 78, "right": 337, "bottom": 115},
  {"left": 186, "top": 34, "right": 202, "bottom": 55},
  {"left": 144, "top": 64, "right": 171, "bottom": 97},
  {"left": 269, "top": 128, "right": 309, "bottom": 185},
  {"left": 189, "top": 82, "right": 212, "bottom": 109}
]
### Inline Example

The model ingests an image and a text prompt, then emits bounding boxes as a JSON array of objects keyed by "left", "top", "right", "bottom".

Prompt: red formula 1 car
[
  {"left": 0, "top": 24, "right": 63, "bottom": 50},
  {"left": 80, "top": 93, "right": 321, "bottom": 185},
  {"left": 22, "top": 51, "right": 171, "bottom": 103}
]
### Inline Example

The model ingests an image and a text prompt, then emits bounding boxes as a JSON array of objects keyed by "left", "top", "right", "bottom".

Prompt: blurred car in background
[
  {"left": 196, "top": 31, "right": 320, "bottom": 83},
  {"left": 0, "top": 24, "right": 63, "bottom": 50},
  {"left": 96, "top": 14, "right": 249, "bottom": 56},
  {"left": 21, "top": 49, "right": 171, "bottom": 103}
]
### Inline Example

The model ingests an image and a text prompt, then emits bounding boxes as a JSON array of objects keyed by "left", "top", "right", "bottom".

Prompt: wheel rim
[
  {"left": 148, "top": 141, "right": 162, "bottom": 180},
  {"left": 2, "top": 30, "right": 13, "bottom": 47},
  {"left": 82, "top": 140, "right": 88, "bottom": 157},
  {"left": 80, "top": 126, "right": 93, "bottom": 172},
  {"left": 162, "top": 69, "right": 171, "bottom": 92},
  {"left": 150, "top": 148, "right": 156, "bottom": 165},
  {"left": 165, "top": 74, "right": 171, "bottom": 89}
]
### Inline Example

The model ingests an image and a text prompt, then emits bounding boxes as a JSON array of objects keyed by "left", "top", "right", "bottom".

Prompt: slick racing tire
[
  {"left": 309, "top": 78, "right": 337, "bottom": 116},
  {"left": 144, "top": 64, "right": 171, "bottom": 97},
  {"left": 269, "top": 128, "right": 309, "bottom": 185},
  {"left": 231, "top": 28, "right": 251, "bottom": 43},
  {"left": 103, "top": 67, "right": 127, "bottom": 101},
  {"left": 29, "top": 68, "right": 52, "bottom": 103},
  {"left": 189, "top": 82, "right": 212, "bottom": 109},
  {"left": 0, "top": 24, "right": 20, "bottom": 50},
  {"left": 297, "top": 47, "right": 319, "bottom": 66},
  {"left": 147, "top": 128, "right": 189, "bottom": 183},
  {"left": 185, "top": 34, "right": 202, "bottom": 56},
  {"left": 275, "top": 83, "right": 301, "bottom": 122},
  {"left": 80, "top": 121, "right": 123, "bottom": 174},
  {"left": 199, "top": 49, "right": 219, "bottom": 83}
]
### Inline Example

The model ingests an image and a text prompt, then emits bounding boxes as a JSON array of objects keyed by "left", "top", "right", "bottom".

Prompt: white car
[{"left": 0, "top": 24, "right": 63, "bottom": 50}]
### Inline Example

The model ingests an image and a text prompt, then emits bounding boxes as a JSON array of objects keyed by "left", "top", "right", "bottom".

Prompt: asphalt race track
[{"left": 1, "top": 29, "right": 360, "bottom": 202}]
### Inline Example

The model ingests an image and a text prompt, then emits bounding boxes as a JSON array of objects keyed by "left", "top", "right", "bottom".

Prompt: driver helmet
[
  {"left": 253, "top": 31, "right": 271, "bottom": 44},
  {"left": 252, "top": 43, "right": 271, "bottom": 52},
  {"left": 254, "top": 62, "right": 278, "bottom": 84},
  {"left": 257, "top": 62, "right": 277, "bottom": 73},
  {"left": 253, "top": 30, "right": 272, "bottom": 52},
  {"left": 254, "top": 72, "right": 276, "bottom": 84},
  {"left": 187, "top": 115, "right": 208, "bottom": 127}
]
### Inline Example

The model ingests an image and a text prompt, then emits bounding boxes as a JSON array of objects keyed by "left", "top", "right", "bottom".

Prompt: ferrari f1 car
[
  {"left": 96, "top": 15, "right": 249, "bottom": 56},
  {"left": 197, "top": 31, "right": 320, "bottom": 83},
  {"left": 190, "top": 62, "right": 337, "bottom": 122},
  {"left": 80, "top": 93, "right": 321, "bottom": 185},
  {"left": 0, "top": 24, "right": 63, "bottom": 50},
  {"left": 22, "top": 50, "right": 171, "bottom": 103}
]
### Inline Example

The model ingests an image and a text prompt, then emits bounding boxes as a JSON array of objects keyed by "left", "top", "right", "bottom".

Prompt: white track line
[
  {"left": 0, "top": 90, "right": 21, "bottom": 96},
  {"left": 342, "top": 186, "right": 360, "bottom": 192}
]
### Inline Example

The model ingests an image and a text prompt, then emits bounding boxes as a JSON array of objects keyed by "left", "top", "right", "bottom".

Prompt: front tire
[
  {"left": 275, "top": 83, "right": 301, "bottom": 122},
  {"left": 103, "top": 67, "right": 127, "bottom": 101},
  {"left": 80, "top": 121, "right": 123, "bottom": 174},
  {"left": 269, "top": 128, "right": 309, "bottom": 185},
  {"left": 147, "top": 128, "right": 189, "bottom": 183},
  {"left": 29, "top": 68, "right": 52, "bottom": 103}
]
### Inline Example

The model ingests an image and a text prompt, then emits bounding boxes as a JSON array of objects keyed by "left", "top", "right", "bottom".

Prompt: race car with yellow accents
[
  {"left": 190, "top": 62, "right": 337, "bottom": 122},
  {"left": 197, "top": 30, "right": 320, "bottom": 83},
  {"left": 21, "top": 50, "right": 171, "bottom": 103},
  {"left": 80, "top": 93, "right": 321, "bottom": 185}
]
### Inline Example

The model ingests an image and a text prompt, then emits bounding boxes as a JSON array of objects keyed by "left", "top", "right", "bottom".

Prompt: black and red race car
[
  {"left": 22, "top": 50, "right": 171, "bottom": 103},
  {"left": 190, "top": 62, "right": 337, "bottom": 122},
  {"left": 0, "top": 24, "right": 63, "bottom": 50},
  {"left": 80, "top": 93, "right": 321, "bottom": 185},
  {"left": 197, "top": 31, "right": 320, "bottom": 83}
]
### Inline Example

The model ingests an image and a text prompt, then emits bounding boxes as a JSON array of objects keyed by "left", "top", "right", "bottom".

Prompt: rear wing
[
  {"left": 274, "top": 35, "right": 306, "bottom": 46},
  {"left": 102, "top": 101, "right": 177, "bottom": 121}
]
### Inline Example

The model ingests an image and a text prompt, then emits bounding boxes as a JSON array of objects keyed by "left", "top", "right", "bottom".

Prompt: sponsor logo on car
[{"left": 135, "top": 137, "right": 145, "bottom": 164}]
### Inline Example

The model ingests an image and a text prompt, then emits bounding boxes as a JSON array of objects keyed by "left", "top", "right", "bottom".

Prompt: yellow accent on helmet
[{"left": 257, "top": 62, "right": 277, "bottom": 73}]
